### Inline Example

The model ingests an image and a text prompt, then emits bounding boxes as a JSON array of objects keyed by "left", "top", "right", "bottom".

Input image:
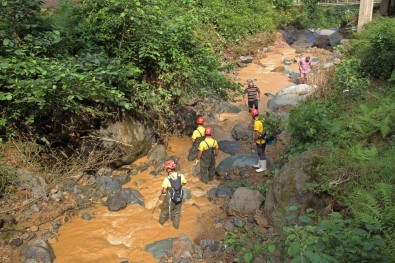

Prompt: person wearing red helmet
[
  {"left": 159, "top": 159, "right": 187, "bottom": 229},
  {"left": 188, "top": 116, "right": 206, "bottom": 161},
  {"left": 196, "top": 127, "right": 219, "bottom": 183},
  {"left": 250, "top": 108, "right": 267, "bottom": 172}
]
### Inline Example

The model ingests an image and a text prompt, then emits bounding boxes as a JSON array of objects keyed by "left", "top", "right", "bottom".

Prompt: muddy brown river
[{"left": 52, "top": 46, "right": 300, "bottom": 262}]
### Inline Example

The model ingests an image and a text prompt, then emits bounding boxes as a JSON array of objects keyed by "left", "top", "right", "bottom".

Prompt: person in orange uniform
[
  {"left": 188, "top": 117, "right": 206, "bottom": 161},
  {"left": 196, "top": 127, "right": 219, "bottom": 183},
  {"left": 250, "top": 108, "right": 267, "bottom": 172},
  {"left": 159, "top": 160, "right": 187, "bottom": 229}
]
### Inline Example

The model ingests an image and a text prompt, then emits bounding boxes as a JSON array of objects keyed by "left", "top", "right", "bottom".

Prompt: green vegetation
[{"left": 224, "top": 17, "right": 395, "bottom": 263}]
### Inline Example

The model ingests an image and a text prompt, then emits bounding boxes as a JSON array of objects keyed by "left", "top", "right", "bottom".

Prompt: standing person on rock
[
  {"left": 298, "top": 56, "right": 312, "bottom": 84},
  {"left": 243, "top": 79, "right": 261, "bottom": 111},
  {"left": 196, "top": 127, "right": 219, "bottom": 183},
  {"left": 159, "top": 160, "right": 187, "bottom": 229},
  {"left": 188, "top": 117, "right": 205, "bottom": 161},
  {"left": 250, "top": 109, "right": 267, "bottom": 172}
]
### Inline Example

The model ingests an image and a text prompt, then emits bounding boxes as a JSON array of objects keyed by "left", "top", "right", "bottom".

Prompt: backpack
[{"left": 168, "top": 174, "right": 184, "bottom": 203}]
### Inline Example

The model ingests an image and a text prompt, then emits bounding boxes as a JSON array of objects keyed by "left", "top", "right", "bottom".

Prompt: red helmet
[
  {"left": 164, "top": 160, "right": 176, "bottom": 170},
  {"left": 197, "top": 117, "right": 204, "bottom": 125},
  {"left": 204, "top": 127, "right": 212, "bottom": 136},
  {"left": 250, "top": 108, "right": 259, "bottom": 118}
]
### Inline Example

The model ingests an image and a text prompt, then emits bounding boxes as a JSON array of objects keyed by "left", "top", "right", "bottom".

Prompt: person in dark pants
[
  {"left": 250, "top": 108, "right": 267, "bottom": 172},
  {"left": 196, "top": 127, "right": 219, "bottom": 184},
  {"left": 187, "top": 117, "right": 205, "bottom": 161},
  {"left": 243, "top": 79, "right": 261, "bottom": 111},
  {"left": 159, "top": 160, "right": 187, "bottom": 229}
]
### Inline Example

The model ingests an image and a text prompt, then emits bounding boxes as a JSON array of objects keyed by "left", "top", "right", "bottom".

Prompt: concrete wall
[{"left": 357, "top": 0, "right": 374, "bottom": 31}]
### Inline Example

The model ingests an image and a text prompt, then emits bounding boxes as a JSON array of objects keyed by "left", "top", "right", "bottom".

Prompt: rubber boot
[
  {"left": 255, "top": 160, "right": 267, "bottom": 172},
  {"left": 252, "top": 162, "right": 260, "bottom": 168}
]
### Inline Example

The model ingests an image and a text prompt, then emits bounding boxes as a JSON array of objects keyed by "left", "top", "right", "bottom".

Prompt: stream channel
[{"left": 51, "top": 44, "right": 303, "bottom": 263}]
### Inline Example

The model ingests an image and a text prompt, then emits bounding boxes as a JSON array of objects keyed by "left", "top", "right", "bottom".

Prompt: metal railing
[{"left": 294, "top": 0, "right": 381, "bottom": 5}]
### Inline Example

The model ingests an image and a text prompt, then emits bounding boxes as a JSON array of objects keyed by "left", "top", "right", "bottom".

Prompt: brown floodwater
[{"left": 52, "top": 46, "right": 299, "bottom": 263}]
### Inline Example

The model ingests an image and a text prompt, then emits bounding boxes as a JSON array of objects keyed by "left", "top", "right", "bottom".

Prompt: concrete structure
[
  {"left": 380, "top": 0, "right": 395, "bottom": 16},
  {"left": 357, "top": 0, "right": 375, "bottom": 31}
]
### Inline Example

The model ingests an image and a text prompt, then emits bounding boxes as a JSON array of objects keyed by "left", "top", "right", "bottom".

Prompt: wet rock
[
  {"left": 228, "top": 187, "right": 264, "bottom": 215},
  {"left": 216, "top": 154, "right": 259, "bottom": 177},
  {"left": 20, "top": 238, "right": 55, "bottom": 263},
  {"left": 81, "top": 213, "right": 92, "bottom": 221},
  {"left": 231, "top": 124, "right": 252, "bottom": 141},
  {"left": 240, "top": 55, "right": 253, "bottom": 64},
  {"left": 97, "top": 176, "right": 122, "bottom": 194},
  {"left": 247, "top": 216, "right": 256, "bottom": 224},
  {"left": 137, "top": 162, "right": 150, "bottom": 172},
  {"left": 182, "top": 188, "right": 192, "bottom": 201},
  {"left": 149, "top": 171, "right": 158, "bottom": 177},
  {"left": 264, "top": 149, "right": 328, "bottom": 227},
  {"left": 50, "top": 193, "right": 63, "bottom": 202},
  {"left": 213, "top": 102, "right": 242, "bottom": 114},
  {"left": 167, "top": 104, "right": 197, "bottom": 136},
  {"left": 116, "top": 173, "right": 131, "bottom": 185},
  {"left": 314, "top": 35, "right": 330, "bottom": 48},
  {"left": 106, "top": 192, "right": 127, "bottom": 211},
  {"left": 51, "top": 220, "right": 62, "bottom": 231},
  {"left": 199, "top": 240, "right": 225, "bottom": 259},
  {"left": 16, "top": 168, "right": 48, "bottom": 199},
  {"left": 40, "top": 231, "right": 56, "bottom": 242},
  {"left": 171, "top": 234, "right": 194, "bottom": 261},
  {"left": 254, "top": 210, "right": 269, "bottom": 227},
  {"left": 279, "top": 26, "right": 298, "bottom": 45},
  {"left": 121, "top": 188, "right": 144, "bottom": 206},
  {"left": 218, "top": 140, "right": 241, "bottom": 155},
  {"left": 216, "top": 185, "right": 233, "bottom": 198},
  {"left": 145, "top": 238, "right": 177, "bottom": 259},
  {"left": 58, "top": 179, "right": 77, "bottom": 193}
]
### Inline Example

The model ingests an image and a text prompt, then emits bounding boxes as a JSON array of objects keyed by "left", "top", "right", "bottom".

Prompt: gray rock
[
  {"left": 213, "top": 102, "right": 242, "bottom": 114},
  {"left": 20, "top": 238, "right": 55, "bottom": 263},
  {"left": 97, "top": 176, "right": 122, "bottom": 194},
  {"left": 216, "top": 154, "right": 259, "bottom": 177},
  {"left": 323, "top": 62, "right": 334, "bottom": 69},
  {"left": 116, "top": 173, "right": 131, "bottom": 185},
  {"left": 280, "top": 27, "right": 298, "bottom": 45},
  {"left": 9, "top": 238, "right": 23, "bottom": 247},
  {"left": 328, "top": 31, "right": 343, "bottom": 46},
  {"left": 240, "top": 56, "right": 253, "bottom": 64},
  {"left": 182, "top": 188, "right": 192, "bottom": 201},
  {"left": 81, "top": 213, "right": 92, "bottom": 221},
  {"left": 268, "top": 84, "right": 318, "bottom": 111},
  {"left": 30, "top": 204, "right": 40, "bottom": 213},
  {"left": 314, "top": 35, "right": 329, "bottom": 48},
  {"left": 96, "top": 167, "right": 112, "bottom": 177},
  {"left": 228, "top": 187, "right": 264, "bottom": 215},
  {"left": 216, "top": 185, "right": 233, "bottom": 198},
  {"left": 199, "top": 240, "right": 225, "bottom": 259},
  {"left": 51, "top": 220, "right": 62, "bottom": 231},
  {"left": 50, "top": 193, "right": 63, "bottom": 202},
  {"left": 106, "top": 192, "right": 127, "bottom": 211},
  {"left": 121, "top": 188, "right": 144, "bottom": 206},
  {"left": 231, "top": 124, "right": 252, "bottom": 141},
  {"left": 147, "top": 144, "right": 168, "bottom": 165},
  {"left": 282, "top": 59, "right": 292, "bottom": 65},
  {"left": 149, "top": 171, "right": 158, "bottom": 177},
  {"left": 16, "top": 169, "right": 47, "bottom": 199},
  {"left": 233, "top": 217, "right": 245, "bottom": 228},
  {"left": 218, "top": 140, "right": 241, "bottom": 155},
  {"left": 208, "top": 188, "right": 217, "bottom": 201},
  {"left": 236, "top": 62, "right": 248, "bottom": 68},
  {"left": 40, "top": 231, "right": 56, "bottom": 242},
  {"left": 264, "top": 149, "right": 328, "bottom": 227},
  {"left": 145, "top": 238, "right": 177, "bottom": 259},
  {"left": 0, "top": 214, "right": 16, "bottom": 230}
]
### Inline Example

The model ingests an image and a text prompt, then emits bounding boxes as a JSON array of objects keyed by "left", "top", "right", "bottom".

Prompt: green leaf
[
  {"left": 3, "top": 39, "right": 10, "bottom": 46},
  {"left": 267, "top": 243, "right": 276, "bottom": 253}
]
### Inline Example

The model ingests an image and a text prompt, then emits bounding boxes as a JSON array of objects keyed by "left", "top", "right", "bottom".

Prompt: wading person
[
  {"left": 298, "top": 56, "right": 312, "bottom": 84},
  {"left": 187, "top": 117, "right": 205, "bottom": 161},
  {"left": 243, "top": 79, "right": 261, "bottom": 111},
  {"left": 250, "top": 109, "right": 267, "bottom": 172},
  {"left": 196, "top": 127, "right": 219, "bottom": 184},
  {"left": 159, "top": 160, "right": 187, "bottom": 229}
]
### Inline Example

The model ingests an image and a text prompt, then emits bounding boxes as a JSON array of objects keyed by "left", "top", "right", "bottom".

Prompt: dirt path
[{"left": 51, "top": 45, "right": 299, "bottom": 263}]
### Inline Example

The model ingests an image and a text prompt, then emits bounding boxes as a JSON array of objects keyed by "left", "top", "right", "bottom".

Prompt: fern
[{"left": 348, "top": 144, "right": 378, "bottom": 162}]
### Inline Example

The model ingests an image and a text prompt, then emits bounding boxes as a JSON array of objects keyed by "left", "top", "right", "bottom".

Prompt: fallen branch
[{"left": 80, "top": 136, "right": 135, "bottom": 147}]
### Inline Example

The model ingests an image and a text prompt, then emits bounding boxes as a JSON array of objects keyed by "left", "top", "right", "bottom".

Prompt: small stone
[
  {"left": 232, "top": 218, "right": 245, "bottom": 228},
  {"left": 30, "top": 226, "right": 39, "bottom": 232},
  {"left": 259, "top": 227, "right": 268, "bottom": 234},
  {"left": 9, "top": 238, "right": 23, "bottom": 247},
  {"left": 30, "top": 204, "right": 40, "bottom": 213},
  {"left": 223, "top": 220, "right": 234, "bottom": 231},
  {"left": 52, "top": 220, "right": 62, "bottom": 231},
  {"left": 81, "top": 213, "right": 92, "bottom": 221},
  {"left": 149, "top": 171, "right": 158, "bottom": 177},
  {"left": 214, "top": 223, "right": 223, "bottom": 229},
  {"left": 247, "top": 216, "right": 256, "bottom": 224}
]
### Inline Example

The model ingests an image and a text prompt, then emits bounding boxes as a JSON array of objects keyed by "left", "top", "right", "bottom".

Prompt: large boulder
[
  {"left": 228, "top": 187, "right": 264, "bottom": 215},
  {"left": 16, "top": 169, "right": 48, "bottom": 199},
  {"left": 199, "top": 240, "right": 226, "bottom": 259},
  {"left": 218, "top": 140, "right": 241, "bottom": 155},
  {"left": 167, "top": 104, "right": 197, "bottom": 136},
  {"left": 231, "top": 124, "right": 252, "bottom": 141},
  {"left": 106, "top": 191, "right": 127, "bottom": 211},
  {"left": 97, "top": 176, "right": 122, "bottom": 194},
  {"left": 171, "top": 234, "right": 194, "bottom": 261},
  {"left": 121, "top": 188, "right": 144, "bottom": 206},
  {"left": 267, "top": 84, "right": 318, "bottom": 111},
  {"left": 216, "top": 154, "right": 259, "bottom": 177},
  {"left": 264, "top": 150, "right": 328, "bottom": 227},
  {"left": 145, "top": 238, "right": 177, "bottom": 259},
  {"left": 328, "top": 31, "right": 343, "bottom": 47},
  {"left": 20, "top": 238, "right": 55, "bottom": 263}
]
